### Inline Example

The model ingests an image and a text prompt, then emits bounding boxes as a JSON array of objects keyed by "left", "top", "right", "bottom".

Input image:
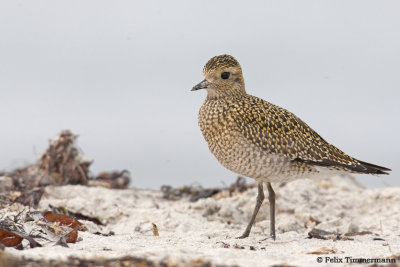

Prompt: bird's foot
[
  {"left": 236, "top": 232, "right": 250, "bottom": 239},
  {"left": 260, "top": 234, "right": 276, "bottom": 242},
  {"left": 260, "top": 235, "right": 276, "bottom": 242}
]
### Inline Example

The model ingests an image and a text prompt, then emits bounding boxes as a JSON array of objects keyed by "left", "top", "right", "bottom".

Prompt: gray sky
[{"left": 1, "top": 0, "right": 399, "bottom": 189}]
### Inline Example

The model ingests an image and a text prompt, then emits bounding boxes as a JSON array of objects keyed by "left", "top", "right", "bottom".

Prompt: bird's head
[{"left": 191, "top": 54, "right": 246, "bottom": 99}]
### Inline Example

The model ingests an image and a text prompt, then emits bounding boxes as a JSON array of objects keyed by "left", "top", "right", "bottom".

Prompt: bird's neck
[{"left": 206, "top": 87, "right": 246, "bottom": 100}]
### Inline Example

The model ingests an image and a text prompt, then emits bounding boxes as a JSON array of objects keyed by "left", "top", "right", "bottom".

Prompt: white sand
[{"left": 4, "top": 174, "right": 400, "bottom": 266}]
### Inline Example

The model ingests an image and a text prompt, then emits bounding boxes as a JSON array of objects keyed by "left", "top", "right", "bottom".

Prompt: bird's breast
[{"left": 198, "top": 100, "right": 237, "bottom": 155}]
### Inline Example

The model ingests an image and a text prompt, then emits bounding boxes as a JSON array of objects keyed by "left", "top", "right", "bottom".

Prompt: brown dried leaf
[
  {"left": 48, "top": 205, "right": 101, "bottom": 228},
  {"left": 43, "top": 212, "right": 80, "bottom": 243},
  {"left": 65, "top": 229, "right": 78, "bottom": 243},
  {"left": 0, "top": 229, "right": 23, "bottom": 247},
  {"left": 43, "top": 212, "right": 79, "bottom": 228}
]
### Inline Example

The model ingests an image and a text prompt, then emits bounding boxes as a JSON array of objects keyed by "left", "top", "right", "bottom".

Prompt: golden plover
[{"left": 191, "top": 54, "right": 391, "bottom": 240}]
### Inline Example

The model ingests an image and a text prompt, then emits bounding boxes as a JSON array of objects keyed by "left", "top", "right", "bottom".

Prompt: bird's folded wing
[{"left": 232, "top": 96, "right": 361, "bottom": 169}]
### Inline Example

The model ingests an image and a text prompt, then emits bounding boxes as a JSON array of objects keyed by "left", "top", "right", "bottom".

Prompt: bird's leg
[
  {"left": 267, "top": 182, "right": 276, "bottom": 240},
  {"left": 237, "top": 183, "right": 264, "bottom": 239}
]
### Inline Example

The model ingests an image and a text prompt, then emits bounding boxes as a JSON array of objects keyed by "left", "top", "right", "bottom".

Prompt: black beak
[{"left": 191, "top": 79, "right": 210, "bottom": 91}]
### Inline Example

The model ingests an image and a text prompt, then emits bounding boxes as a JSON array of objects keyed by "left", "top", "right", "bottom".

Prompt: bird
[{"left": 191, "top": 54, "right": 391, "bottom": 240}]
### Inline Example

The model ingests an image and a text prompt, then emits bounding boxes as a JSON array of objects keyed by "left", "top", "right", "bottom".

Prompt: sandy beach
[{"left": 1, "top": 174, "right": 399, "bottom": 267}]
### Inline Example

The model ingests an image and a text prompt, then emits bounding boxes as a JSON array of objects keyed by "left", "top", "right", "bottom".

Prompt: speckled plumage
[
  {"left": 195, "top": 55, "right": 389, "bottom": 181},
  {"left": 192, "top": 54, "right": 390, "bottom": 239}
]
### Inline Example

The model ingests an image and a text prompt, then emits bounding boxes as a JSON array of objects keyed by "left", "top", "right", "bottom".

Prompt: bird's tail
[{"left": 357, "top": 160, "right": 391, "bottom": 175}]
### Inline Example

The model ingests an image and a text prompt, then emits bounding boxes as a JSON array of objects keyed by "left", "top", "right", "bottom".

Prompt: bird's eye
[{"left": 221, "top": 72, "right": 230, "bottom": 79}]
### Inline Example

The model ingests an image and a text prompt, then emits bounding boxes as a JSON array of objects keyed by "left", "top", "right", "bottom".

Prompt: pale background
[{"left": 1, "top": 0, "right": 399, "bottom": 189}]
